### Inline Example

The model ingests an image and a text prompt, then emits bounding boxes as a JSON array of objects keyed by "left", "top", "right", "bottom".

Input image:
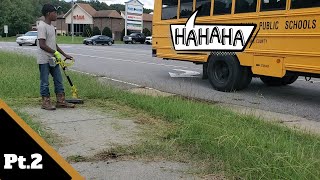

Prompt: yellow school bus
[{"left": 152, "top": 0, "right": 320, "bottom": 92}]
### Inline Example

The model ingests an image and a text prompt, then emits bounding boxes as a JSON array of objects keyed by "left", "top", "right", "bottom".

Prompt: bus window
[
  {"left": 196, "top": 0, "right": 211, "bottom": 16},
  {"left": 162, "top": 0, "right": 178, "bottom": 20},
  {"left": 291, "top": 0, "right": 320, "bottom": 9},
  {"left": 213, "top": 0, "right": 232, "bottom": 15},
  {"left": 235, "top": 0, "right": 257, "bottom": 13},
  {"left": 180, "top": 0, "right": 194, "bottom": 18},
  {"left": 260, "top": 0, "right": 286, "bottom": 11}
]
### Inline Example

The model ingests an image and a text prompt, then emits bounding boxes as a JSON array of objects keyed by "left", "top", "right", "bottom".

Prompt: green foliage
[
  {"left": 102, "top": 27, "right": 112, "bottom": 38},
  {"left": 0, "top": 0, "right": 153, "bottom": 37},
  {"left": 0, "top": 0, "right": 36, "bottom": 37},
  {"left": 92, "top": 26, "right": 101, "bottom": 35},
  {"left": 83, "top": 25, "right": 92, "bottom": 37},
  {"left": 143, "top": 28, "right": 151, "bottom": 36}
]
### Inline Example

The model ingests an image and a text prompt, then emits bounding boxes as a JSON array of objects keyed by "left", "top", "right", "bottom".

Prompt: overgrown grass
[{"left": 1, "top": 50, "right": 320, "bottom": 179}]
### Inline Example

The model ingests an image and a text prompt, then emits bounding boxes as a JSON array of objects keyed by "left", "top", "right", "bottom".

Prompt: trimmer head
[{"left": 65, "top": 99, "right": 84, "bottom": 104}]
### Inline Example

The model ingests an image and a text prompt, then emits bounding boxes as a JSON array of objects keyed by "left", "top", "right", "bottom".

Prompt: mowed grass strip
[{"left": 1, "top": 50, "right": 320, "bottom": 179}]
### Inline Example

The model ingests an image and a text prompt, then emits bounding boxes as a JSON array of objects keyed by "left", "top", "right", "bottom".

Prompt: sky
[
  {"left": 101, "top": 0, "right": 154, "bottom": 9},
  {"left": 65, "top": 0, "right": 154, "bottom": 9}
]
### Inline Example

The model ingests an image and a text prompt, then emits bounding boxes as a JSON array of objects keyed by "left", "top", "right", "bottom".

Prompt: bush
[
  {"left": 92, "top": 26, "right": 101, "bottom": 36},
  {"left": 83, "top": 25, "right": 92, "bottom": 37},
  {"left": 102, "top": 27, "right": 112, "bottom": 38},
  {"left": 143, "top": 28, "right": 151, "bottom": 36}
]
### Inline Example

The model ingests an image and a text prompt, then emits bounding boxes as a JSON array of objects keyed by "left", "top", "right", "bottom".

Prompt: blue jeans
[{"left": 39, "top": 63, "right": 64, "bottom": 96}]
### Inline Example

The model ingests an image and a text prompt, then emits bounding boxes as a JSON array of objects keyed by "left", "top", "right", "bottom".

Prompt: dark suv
[{"left": 123, "top": 33, "right": 146, "bottom": 44}]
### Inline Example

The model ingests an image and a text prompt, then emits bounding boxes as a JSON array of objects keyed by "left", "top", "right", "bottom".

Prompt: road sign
[{"left": 4, "top": 25, "right": 8, "bottom": 33}]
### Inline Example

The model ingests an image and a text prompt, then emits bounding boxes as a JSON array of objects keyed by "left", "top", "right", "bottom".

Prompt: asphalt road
[{"left": 1, "top": 42, "right": 320, "bottom": 122}]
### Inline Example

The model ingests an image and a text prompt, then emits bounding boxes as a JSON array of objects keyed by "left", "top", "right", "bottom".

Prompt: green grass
[
  {"left": 0, "top": 36, "right": 17, "bottom": 42},
  {"left": 1, "top": 50, "right": 320, "bottom": 179}
]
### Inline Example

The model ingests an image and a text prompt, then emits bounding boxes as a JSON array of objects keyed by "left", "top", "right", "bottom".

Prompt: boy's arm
[
  {"left": 39, "top": 39, "right": 55, "bottom": 54},
  {"left": 57, "top": 44, "right": 73, "bottom": 59}
]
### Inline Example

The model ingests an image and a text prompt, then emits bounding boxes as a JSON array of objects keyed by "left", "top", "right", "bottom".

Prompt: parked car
[
  {"left": 123, "top": 33, "right": 146, "bottom": 44},
  {"left": 83, "top": 35, "right": 114, "bottom": 46},
  {"left": 145, "top": 36, "right": 152, "bottom": 45},
  {"left": 16, "top": 31, "right": 38, "bottom": 46}
]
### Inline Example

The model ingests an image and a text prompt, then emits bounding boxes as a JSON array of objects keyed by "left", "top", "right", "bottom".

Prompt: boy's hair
[{"left": 42, "top": 4, "right": 57, "bottom": 16}]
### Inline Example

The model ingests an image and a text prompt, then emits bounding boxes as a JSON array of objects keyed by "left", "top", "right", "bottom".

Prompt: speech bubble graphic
[{"left": 170, "top": 8, "right": 257, "bottom": 52}]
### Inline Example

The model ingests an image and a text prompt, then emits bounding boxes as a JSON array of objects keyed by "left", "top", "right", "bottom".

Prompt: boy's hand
[
  {"left": 65, "top": 54, "right": 73, "bottom": 60},
  {"left": 54, "top": 51, "right": 62, "bottom": 61}
]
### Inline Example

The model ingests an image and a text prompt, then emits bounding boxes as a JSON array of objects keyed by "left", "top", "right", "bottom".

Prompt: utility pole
[{"left": 71, "top": 0, "right": 74, "bottom": 43}]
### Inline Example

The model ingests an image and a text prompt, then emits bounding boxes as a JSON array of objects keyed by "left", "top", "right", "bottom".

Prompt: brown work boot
[
  {"left": 41, "top": 96, "right": 56, "bottom": 110},
  {"left": 56, "top": 93, "right": 75, "bottom": 108}
]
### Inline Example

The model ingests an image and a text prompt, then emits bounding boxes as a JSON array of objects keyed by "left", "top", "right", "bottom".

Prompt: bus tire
[
  {"left": 283, "top": 75, "right": 299, "bottom": 85},
  {"left": 260, "top": 75, "right": 298, "bottom": 86},
  {"left": 237, "top": 67, "right": 253, "bottom": 90},
  {"left": 207, "top": 55, "right": 251, "bottom": 92}
]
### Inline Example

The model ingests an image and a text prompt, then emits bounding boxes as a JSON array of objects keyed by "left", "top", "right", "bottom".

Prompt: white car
[
  {"left": 145, "top": 36, "right": 152, "bottom": 45},
  {"left": 16, "top": 31, "right": 38, "bottom": 46}
]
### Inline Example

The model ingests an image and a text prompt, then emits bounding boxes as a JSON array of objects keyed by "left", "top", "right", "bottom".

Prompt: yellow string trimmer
[{"left": 51, "top": 57, "right": 84, "bottom": 104}]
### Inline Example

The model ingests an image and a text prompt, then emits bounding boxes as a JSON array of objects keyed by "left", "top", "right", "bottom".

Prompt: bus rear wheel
[
  {"left": 207, "top": 55, "right": 252, "bottom": 92},
  {"left": 260, "top": 75, "right": 299, "bottom": 86}
]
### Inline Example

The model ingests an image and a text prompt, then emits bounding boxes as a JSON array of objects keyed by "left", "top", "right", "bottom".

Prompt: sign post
[
  {"left": 71, "top": 0, "right": 74, "bottom": 43},
  {"left": 125, "top": 0, "right": 144, "bottom": 35},
  {"left": 4, "top": 25, "right": 8, "bottom": 37}
]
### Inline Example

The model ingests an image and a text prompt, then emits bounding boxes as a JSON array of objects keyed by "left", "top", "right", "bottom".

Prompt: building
[{"left": 34, "top": 3, "right": 153, "bottom": 41}]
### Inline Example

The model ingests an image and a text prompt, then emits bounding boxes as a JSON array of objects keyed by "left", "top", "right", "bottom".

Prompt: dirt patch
[
  {"left": 21, "top": 107, "right": 139, "bottom": 157},
  {"left": 21, "top": 106, "right": 206, "bottom": 179}
]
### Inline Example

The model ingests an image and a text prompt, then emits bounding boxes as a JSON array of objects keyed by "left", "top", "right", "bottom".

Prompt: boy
[{"left": 37, "top": 4, "right": 75, "bottom": 110}]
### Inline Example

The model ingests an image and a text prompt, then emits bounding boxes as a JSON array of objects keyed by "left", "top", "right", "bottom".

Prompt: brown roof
[
  {"left": 77, "top": 3, "right": 97, "bottom": 16},
  {"left": 94, "top": 10, "right": 122, "bottom": 18}
]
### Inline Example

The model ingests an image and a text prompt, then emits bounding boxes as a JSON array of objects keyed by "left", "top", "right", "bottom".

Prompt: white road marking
[
  {"left": 69, "top": 52, "right": 202, "bottom": 70},
  {"left": 69, "top": 69, "right": 160, "bottom": 91},
  {"left": 169, "top": 69, "right": 201, "bottom": 78},
  {"left": 0, "top": 44, "right": 202, "bottom": 70},
  {"left": 62, "top": 46, "right": 149, "bottom": 56}
]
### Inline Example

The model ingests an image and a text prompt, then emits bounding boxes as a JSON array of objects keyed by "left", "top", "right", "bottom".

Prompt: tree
[
  {"left": 83, "top": 25, "right": 92, "bottom": 37},
  {"left": 102, "top": 27, "right": 112, "bottom": 38},
  {"left": 92, "top": 26, "right": 101, "bottom": 35},
  {"left": 0, "top": 0, "right": 35, "bottom": 37},
  {"left": 143, "top": 28, "right": 151, "bottom": 36}
]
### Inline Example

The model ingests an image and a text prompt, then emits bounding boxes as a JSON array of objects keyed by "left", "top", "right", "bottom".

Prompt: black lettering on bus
[
  {"left": 303, "top": 20, "right": 308, "bottom": 29},
  {"left": 199, "top": 28, "right": 209, "bottom": 45},
  {"left": 221, "top": 28, "right": 233, "bottom": 45},
  {"left": 312, "top": 20, "right": 316, "bottom": 29},
  {"left": 294, "top": 21, "right": 298, "bottom": 29},
  {"left": 285, "top": 21, "right": 289, "bottom": 29},
  {"left": 186, "top": 29, "right": 197, "bottom": 46},
  {"left": 298, "top": 20, "right": 303, "bottom": 29},
  {"left": 275, "top": 21, "right": 279, "bottom": 29},
  {"left": 233, "top": 30, "right": 245, "bottom": 47},
  {"left": 210, "top": 27, "right": 221, "bottom": 44},
  {"left": 175, "top": 28, "right": 186, "bottom": 45}
]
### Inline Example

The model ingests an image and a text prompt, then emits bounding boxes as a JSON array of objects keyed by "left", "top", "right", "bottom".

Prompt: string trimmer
[{"left": 50, "top": 57, "right": 84, "bottom": 104}]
